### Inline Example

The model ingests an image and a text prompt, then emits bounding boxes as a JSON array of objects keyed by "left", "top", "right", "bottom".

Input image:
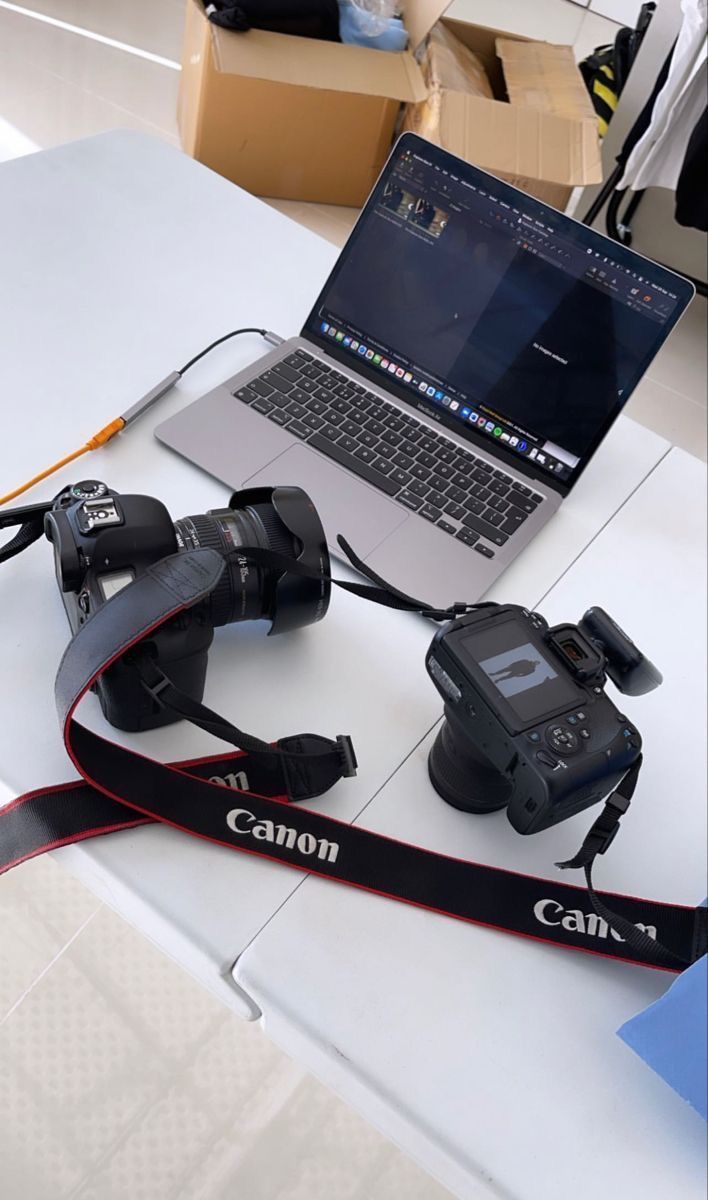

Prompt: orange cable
[{"left": 0, "top": 417, "right": 125, "bottom": 507}]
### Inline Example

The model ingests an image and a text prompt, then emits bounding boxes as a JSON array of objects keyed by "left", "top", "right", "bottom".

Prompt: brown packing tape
[
  {"left": 496, "top": 37, "right": 596, "bottom": 120},
  {"left": 438, "top": 19, "right": 526, "bottom": 97},
  {"left": 211, "top": 23, "right": 427, "bottom": 102},
  {"left": 401, "top": 91, "right": 442, "bottom": 143},
  {"left": 403, "top": 23, "right": 493, "bottom": 151},
  {"left": 424, "top": 23, "right": 494, "bottom": 97},
  {"left": 401, "top": 0, "right": 453, "bottom": 55}
]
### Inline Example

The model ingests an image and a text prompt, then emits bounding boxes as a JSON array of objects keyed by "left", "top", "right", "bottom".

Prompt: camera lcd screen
[{"left": 460, "top": 619, "right": 583, "bottom": 725}]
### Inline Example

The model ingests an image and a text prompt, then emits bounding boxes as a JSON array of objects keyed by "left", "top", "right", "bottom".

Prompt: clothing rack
[
  {"left": 580, "top": 0, "right": 706, "bottom": 298},
  {"left": 582, "top": 163, "right": 707, "bottom": 298}
]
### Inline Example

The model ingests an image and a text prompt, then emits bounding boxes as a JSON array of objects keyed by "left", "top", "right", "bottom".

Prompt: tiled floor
[
  {"left": 0, "top": 2, "right": 706, "bottom": 1198},
  {"left": 0, "top": 854, "right": 456, "bottom": 1200}
]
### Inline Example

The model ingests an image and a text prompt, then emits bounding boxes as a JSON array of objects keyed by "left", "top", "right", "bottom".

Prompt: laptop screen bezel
[{"left": 300, "top": 132, "right": 695, "bottom": 496}]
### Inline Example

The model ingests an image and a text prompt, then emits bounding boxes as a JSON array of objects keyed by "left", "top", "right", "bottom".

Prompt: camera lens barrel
[
  {"left": 428, "top": 715, "right": 511, "bottom": 814},
  {"left": 174, "top": 486, "right": 330, "bottom": 633},
  {"left": 174, "top": 513, "right": 244, "bottom": 625}
]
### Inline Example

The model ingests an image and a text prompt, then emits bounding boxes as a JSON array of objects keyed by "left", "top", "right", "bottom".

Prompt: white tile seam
[
  {"left": 227, "top": 712, "right": 446, "bottom": 997},
  {"left": 534, "top": 442, "right": 675, "bottom": 611},
  {"left": 0, "top": 57, "right": 181, "bottom": 143},
  {"left": 642, "top": 374, "right": 708, "bottom": 409},
  {"left": 0, "top": 59, "right": 181, "bottom": 145},
  {"left": 0, "top": 903, "right": 102, "bottom": 1028},
  {"left": 0, "top": 14, "right": 182, "bottom": 140},
  {"left": 0, "top": 1, "right": 181, "bottom": 69},
  {"left": 60, "top": 1013, "right": 232, "bottom": 1200},
  {"left": 172, "top": 1057, "right": 308, "bottom": 1200}
]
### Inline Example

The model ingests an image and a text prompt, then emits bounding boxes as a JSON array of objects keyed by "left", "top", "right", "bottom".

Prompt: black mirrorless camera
[
  {"left": 426, "top": 604, "right": 662, "bottom": 834},
  {"left": 44, "top": 480, "right": 330, "bottom": 732}
]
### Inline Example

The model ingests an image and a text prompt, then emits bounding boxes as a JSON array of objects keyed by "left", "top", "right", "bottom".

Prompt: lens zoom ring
[
  {"left": 181, "top": 514, "right": 234, "bottom": 624},
  {"left": 249, "top": 503, "right": 296, "bottom": 560}
]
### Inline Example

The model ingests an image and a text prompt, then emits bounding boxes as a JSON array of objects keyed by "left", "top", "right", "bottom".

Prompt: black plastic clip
[
  {"left": 450, "top": 602, "right": 470, "bottom": 617},
  {"left": 556, "top": 791, "right": 632, "bottom": 870},
  {"left": 135, "top": 657, "right": 173, "bottom": 706},
  {"left": 336, "top": 735, "right": 358, "bottom": 779},
  {"left": 595, "top": 792, "right": 631, "bottom": 855}
]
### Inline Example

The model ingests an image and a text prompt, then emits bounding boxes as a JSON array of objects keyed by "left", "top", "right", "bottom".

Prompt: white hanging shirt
[{"left": 619, "top": 0, "right": 707, "bottom": 192}]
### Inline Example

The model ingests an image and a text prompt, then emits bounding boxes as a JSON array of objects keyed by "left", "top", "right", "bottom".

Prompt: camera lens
[
  {"left": 428, "top": 716, "right": 511, "bottom": 814},
  {"left": 173, "top": 487, "right": 330, "bottom": 632}
]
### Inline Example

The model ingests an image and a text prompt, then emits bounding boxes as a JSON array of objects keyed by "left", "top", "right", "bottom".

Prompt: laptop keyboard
[{"left": 233, "top": 349, "right": 545, "bottom": 559}]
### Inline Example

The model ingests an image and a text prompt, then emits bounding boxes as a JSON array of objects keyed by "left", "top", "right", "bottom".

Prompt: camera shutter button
[{"left": 545, "top": 723, "right": 580, "bottom": 755}]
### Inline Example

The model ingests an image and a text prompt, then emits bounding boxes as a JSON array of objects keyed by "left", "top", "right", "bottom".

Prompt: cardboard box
[
  {"left": 403, "top": 24, "right": 602, "bottom": 210},
  {"left": 179, "top": 0, "right": 440, "bottom": 206},
  {"left": 178, "top": 2, "right": 601, "bottom": 210}
]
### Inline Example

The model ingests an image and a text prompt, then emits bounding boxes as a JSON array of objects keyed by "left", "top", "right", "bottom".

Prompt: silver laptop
[{"left": 155, "top": 132, "right": 693, "bottom": 608}]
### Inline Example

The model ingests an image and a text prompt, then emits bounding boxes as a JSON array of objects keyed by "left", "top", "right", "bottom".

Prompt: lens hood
[{"left": 227, "top": 486, "right": 331, "bottom": 635}]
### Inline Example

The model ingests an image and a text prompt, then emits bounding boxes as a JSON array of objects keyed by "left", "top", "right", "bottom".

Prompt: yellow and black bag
[{"left": 579, "top": 3, "right": 655, "bottom": 138}]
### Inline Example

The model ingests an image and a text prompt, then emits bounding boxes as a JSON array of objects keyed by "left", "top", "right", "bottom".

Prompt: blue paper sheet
[{"left": 618, "top": 952, "right": 708, "bottom": 1119}]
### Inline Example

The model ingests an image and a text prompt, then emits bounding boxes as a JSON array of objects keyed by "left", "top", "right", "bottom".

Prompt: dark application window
[{"left": 323, "top": 188, "right": 665, "bottom": 461}]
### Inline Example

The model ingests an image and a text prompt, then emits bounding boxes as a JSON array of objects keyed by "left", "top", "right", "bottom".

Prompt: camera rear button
[
  {"left": 536, "top": 751, "right": 559, "bottom": 769},
  {"left": 546, "top": 724, "right": 580, "bottom": 755},
  {"left": 579, "top": 729, "right": 591, "bottom": 740}
]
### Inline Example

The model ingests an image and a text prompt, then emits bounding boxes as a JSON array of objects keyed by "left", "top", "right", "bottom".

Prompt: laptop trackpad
[{"left": 243, "top": 444, "right": 408, "bottom": 559}]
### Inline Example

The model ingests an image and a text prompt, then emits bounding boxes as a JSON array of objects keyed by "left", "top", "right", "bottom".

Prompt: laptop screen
[{"left": 302, "top": 133, "right": 693, "bottom": 489}]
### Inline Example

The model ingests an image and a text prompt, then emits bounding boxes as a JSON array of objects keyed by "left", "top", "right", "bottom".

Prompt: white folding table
[
  {"left": 235, "top": 447, "right": 708, "bottom": 1200},
  {"left": 0, "top": 131, "right": 672, "bottom": 1019}
]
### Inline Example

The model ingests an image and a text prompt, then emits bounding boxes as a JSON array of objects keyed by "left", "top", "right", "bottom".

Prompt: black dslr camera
[
  {"left": 44, "top": 480, "right": 330, "bottom": 732},
  {"left": 426, "top": 604, "right": 662, "bottom": 834}
]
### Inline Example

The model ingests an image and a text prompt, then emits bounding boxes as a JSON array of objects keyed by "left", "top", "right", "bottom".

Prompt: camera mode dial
[{"left": 71, "top": 480, "right": 107, "bottom": 501}]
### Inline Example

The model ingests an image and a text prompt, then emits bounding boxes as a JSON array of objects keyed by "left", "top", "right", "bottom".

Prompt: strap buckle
[
  {"left": 590, "top": 792, "right": 632, "bottom": 857},
  {"left": 556, "top": 789, "right": 632, "bottom": 869},
  {"left": 450, "top": 602, "right": 470, "bottom": 617},
  {"left": 336, "top": 735, "right": 358, "bottom": 779},
  {"left": 135, "top": 657, "right": 172, "bottom": 706}
]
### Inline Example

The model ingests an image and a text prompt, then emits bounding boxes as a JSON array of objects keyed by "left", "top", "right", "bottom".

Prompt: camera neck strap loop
[
  {"left": 235, "top": 535, "right": 491, "bottom": 624},
  {"left": 0, "top": 500, "right": 51, "bottom": 565},
  {"left": 556, "top": 757, "right": 641, "bottom": 873},
  {"left": 552, "top": 756, "right": 696, "bottom": 971},
  {"left": 135, "top": 655, "right": 357, "bottom": 797}
]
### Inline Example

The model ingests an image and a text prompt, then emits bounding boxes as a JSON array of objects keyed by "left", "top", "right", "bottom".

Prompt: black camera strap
[
  {"left": 0, "top": 545, "right": 705, "bottom": 975},
  {"left": 552, "top": 757, "right": 684, "bottom": 968},
  {"left": 0, "top": 500, "right": 49, "bottom": 564}
]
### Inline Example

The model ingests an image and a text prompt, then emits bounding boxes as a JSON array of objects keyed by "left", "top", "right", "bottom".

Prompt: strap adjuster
[
  {"left": 591, "top": 821, "right": 621, "bottom": 857},
  {"left": 450, "top": 602, "right": 470, "bottom": 617},
  {"left": 607, "top": 792, "right": 631, "bottom": 817},
  {"left": 593, "top": 792, "right": 632, "bottom": 855},
  {"left": 336, "top": 735, "right": 358, "bottom": 778},
  {"left": 135, "top": 658, "right": 172, "bottom": 705}
]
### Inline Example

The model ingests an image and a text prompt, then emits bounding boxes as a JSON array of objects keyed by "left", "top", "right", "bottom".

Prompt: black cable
[{"left": 177, "top": 327, "right": 268, "bottom": 377}]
